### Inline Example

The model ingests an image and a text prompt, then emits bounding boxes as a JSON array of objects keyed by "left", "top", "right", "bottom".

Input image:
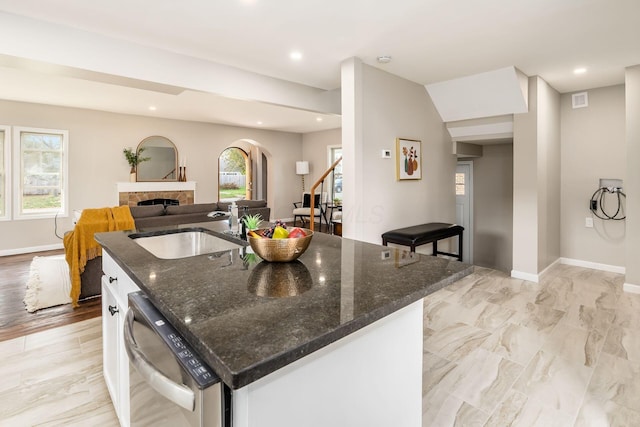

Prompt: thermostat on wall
[{"left": 381, "top": 149, "right": 391, "bottom": 158}]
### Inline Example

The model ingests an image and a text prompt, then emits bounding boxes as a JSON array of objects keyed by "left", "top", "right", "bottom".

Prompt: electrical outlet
[
  {"left": 381, "top": 150, "right": 391, "bottom": 158},
  {"left": 585, "top": 217, "right": 594, "bottom": 228},
  {"left": 381, "top": 250, "right": 391, "bottom": 259}
]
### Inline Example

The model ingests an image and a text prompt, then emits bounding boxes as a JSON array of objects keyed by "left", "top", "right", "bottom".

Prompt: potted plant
[
  {"left": 123, "top": 147, "right": 150, "bottom": 182},
  {"left": 242, "top": 213, "right": 263, "bottom": 232}
]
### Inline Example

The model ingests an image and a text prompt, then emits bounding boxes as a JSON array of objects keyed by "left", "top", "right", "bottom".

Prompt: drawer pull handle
[
  {"left": 109, "top": 276, "right": 117, "bottom": 283},
  {"left": 108, "top": 305, "right": 119, "bottom": 316}
]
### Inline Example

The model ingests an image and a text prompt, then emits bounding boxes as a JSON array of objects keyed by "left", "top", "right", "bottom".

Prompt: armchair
[{"left": 293, "top": 192, "right": 328, "bottom": 231}]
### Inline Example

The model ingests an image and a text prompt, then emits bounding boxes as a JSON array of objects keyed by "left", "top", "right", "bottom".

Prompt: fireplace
[
  {"left": 137, "top": 198, "right": 180, "bottom": 207},
  {"left": 117, "top": 182, "right": 196, "bottom": 207}
]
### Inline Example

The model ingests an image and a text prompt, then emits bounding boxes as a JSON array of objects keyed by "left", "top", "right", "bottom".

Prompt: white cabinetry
[
  {"left": 232, "top": 300, "right": 423, "bottom": 427},
  {"left": 101, "top": 279, "right": 119, "bottom": 410},
  {"left": 102, "top": 251, "right": 139, "bottom": 427}
]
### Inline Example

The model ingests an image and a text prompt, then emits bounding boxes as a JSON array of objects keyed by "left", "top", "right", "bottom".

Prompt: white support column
[{"left": 340, "top": 57, "right": 364, "bottom": 241}]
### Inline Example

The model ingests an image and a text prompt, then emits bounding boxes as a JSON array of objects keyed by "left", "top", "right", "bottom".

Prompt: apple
[{"left": 288, "top": 227, "right": 306, "bottom": 238}]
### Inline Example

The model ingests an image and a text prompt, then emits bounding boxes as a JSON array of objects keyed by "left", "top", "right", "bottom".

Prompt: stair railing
[{"left": 309, "top": 156, "right": 342, "bottom": 231}]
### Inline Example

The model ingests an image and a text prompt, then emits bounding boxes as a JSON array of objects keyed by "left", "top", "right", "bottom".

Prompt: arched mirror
[{"left": 136, "top": 136, "right": 178, "bottom": 181}]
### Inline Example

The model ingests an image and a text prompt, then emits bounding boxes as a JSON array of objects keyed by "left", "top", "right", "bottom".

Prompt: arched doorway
[
  {"left": 218, "top": 147, "right": 251, "bottom": 201},
  {"left": 218, "top": 140, "right": 271, "bottom": 204}
]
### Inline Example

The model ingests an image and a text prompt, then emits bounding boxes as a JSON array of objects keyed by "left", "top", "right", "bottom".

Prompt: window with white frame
[
  {"left": 0, "top": 126, "right": 10, "bottom": 220},
  {"left": 13, "top": 127, "right": 69, "bottom": 219},
  {"left": 328, "top": 145, "right": 342, "bottom": 202}
]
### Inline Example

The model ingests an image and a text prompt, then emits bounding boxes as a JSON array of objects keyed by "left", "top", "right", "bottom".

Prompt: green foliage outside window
[
  {"left": 21, "top": 132, "right": 64, "bottom": 212},
  {"left": 220, "top": 148, "right": 246, "bottom": 173}
]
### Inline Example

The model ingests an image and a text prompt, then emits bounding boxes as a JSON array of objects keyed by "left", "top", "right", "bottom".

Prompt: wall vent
[{"left": 572, "top": 91, "right": 588, "bottom": 109}]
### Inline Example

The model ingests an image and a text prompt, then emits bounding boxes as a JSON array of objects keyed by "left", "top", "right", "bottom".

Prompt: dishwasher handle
[{"left": 123, "top": 309, "right": 196, "bottom": 412}]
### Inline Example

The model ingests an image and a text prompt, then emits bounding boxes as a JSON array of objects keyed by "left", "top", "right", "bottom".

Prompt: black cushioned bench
[{"left": 381, "top": 222, "right": 464, "bottom": 261}]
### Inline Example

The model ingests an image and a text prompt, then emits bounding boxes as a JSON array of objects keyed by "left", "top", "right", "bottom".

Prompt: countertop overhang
[{"left": 95, "top": 222, "right": 472, "bottom": 389}]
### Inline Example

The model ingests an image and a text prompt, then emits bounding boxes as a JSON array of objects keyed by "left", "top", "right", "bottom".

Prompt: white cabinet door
[
  {"left": 102, "top": 277, "right": 120, "bottom": 417},
  {"left": 102, "top": 251, "right": 140, "bottom": 305},
  {"left": 102, "top": 251, "right": 139, "bottom": 427}
]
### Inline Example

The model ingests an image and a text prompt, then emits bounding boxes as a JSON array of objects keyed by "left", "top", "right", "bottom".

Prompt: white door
[{"left": 455, "top": 162, "right": 473, "bottom": 264}]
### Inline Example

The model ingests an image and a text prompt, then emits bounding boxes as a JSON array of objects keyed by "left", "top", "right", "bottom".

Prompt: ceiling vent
[{"left": 572, "top": 91, "right": 588, "bottom": 109}]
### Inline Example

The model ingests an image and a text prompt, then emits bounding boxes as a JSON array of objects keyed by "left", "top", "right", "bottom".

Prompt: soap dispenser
[
  {"left": 240, "top": 206, "right": 248, "bottom": 240},
  {"left": 227, "top": 205, "right": 238, "bottom": 233},
  {"left": 228, "top": 202, "right": 238, "bottom": 233}
]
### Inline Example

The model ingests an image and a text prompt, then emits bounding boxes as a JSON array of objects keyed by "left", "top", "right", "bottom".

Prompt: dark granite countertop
[{"left": 95, "top": 222, "right": 472, "bottom": 389}]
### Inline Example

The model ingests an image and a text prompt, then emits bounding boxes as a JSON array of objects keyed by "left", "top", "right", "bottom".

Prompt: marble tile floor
[
  {"left": 423, "top": 263, "right": 640, "bottom": 427},
  {"left": 2, "top": 264, "right": 639, "bottom": 426}
]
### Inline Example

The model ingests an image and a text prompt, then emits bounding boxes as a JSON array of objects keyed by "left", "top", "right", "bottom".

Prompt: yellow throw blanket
[{"left": 63, "top": 206, "right": 135, "bottom": 307}]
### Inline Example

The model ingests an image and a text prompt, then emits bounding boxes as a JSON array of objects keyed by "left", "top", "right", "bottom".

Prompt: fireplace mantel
[
  {"left": 117, "top": 181, "right": 196, "bottom": 193},
  {"left": 117, "top": 181, "right": 196, "bottom": 206}
]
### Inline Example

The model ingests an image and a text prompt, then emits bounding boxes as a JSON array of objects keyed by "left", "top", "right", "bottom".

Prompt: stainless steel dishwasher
[{"left": 124, "top": 291, "right": 231, "bottom": 427}]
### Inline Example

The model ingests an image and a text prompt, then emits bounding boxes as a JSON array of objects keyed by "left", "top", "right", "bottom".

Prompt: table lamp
[{"left": 296, "top": 161, "right": 309, "bottom": 192}]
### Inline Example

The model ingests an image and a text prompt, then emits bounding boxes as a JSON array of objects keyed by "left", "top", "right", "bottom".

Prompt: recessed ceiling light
[
  {"left": 574, "top": 67, "right": 587, "bottom": 75},
  {"left": 257, "top": 121, "right": 263, "bottom": 125},
  {"left": 377, "top": 55, "right": 392, "bottom": 64},
  {"left": 290, "top": 51, "right": 303, "bottom": 61},
  {"left": 316, "top": 117, "right": 323, "bottom": 122},
  {"left": 148, "top": 106, "right": 157, "bottom": 111}
]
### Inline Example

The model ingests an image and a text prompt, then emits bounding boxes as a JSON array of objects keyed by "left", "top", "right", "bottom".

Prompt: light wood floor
[
  {"left": 0, "top": 317, "right": 118, "bottom": 426},
  {"left": 0, "top": 249, "right": 102, "bottom": 342}
]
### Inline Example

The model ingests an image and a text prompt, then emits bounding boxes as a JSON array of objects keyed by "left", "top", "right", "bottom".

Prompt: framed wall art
[{"left": 396, "top": 138, "right": 422, "bottom": 180}]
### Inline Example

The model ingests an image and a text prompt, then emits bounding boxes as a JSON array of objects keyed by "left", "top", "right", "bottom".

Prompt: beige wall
[
  {"left": 0, "top": 99, "right": 303, "bottom": 253},
  {"left": 512, "top": 77, "right": 539, "bottom": 275},
  {"left": 626, "top": 66, "right": 640, "bottom": 286},
  {"left": 472, "top": 144, "right": 513, "bottom": 272},
  {"left": 512, "top": 76, "right": 561, "bottom": 278},
  {"left": 537, "top": 78, "right": 561, "bottom": 271},
  {"left": 560, "top": 85, "right": 626, "bottom": 267},
  {"left": 341, "top": 58, "right": 455, "bottom": 244},
  {"left": 301, "top": 128, "right": 342, "bottom": 188}
]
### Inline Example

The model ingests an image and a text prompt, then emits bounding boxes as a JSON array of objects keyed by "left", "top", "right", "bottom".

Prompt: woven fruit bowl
[{"left": 247, "top": 228, "right": 314, "bottom": 262}]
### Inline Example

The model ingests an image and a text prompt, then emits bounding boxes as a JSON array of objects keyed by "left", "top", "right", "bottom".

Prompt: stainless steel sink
[{"left": 131, "top": 230, "right": 242, "bottom": 259}]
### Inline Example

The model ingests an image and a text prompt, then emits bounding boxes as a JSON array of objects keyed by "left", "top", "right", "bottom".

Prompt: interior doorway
[
  {"left": 327, "top": 145, "right": 342, "bottom": 203},
  {"left": 218, "top": 147, "right": 251, "bottom": 201},
  {"left": 456, "top": 162, "right": 473, "bottom": 264},
  {"left": 218, "top": 141, "right": 271, "bottom": 206},
  {"left": 259, "top": 151, "right": 268, "bottom": 201}
]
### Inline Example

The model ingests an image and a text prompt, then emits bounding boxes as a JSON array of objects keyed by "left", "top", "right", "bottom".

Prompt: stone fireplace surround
[{"left": 117, "top": 181, "right": 196, "bottom": 207}]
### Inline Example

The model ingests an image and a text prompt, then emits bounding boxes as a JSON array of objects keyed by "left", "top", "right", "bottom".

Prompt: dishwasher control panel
[{"left": 129, "top": 292, "right": 220, "bottom": 389}]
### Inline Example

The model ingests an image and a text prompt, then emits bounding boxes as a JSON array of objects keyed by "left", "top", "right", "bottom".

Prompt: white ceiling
[{"left": 0, "top": 0, "right": 638, "bottom": 133}]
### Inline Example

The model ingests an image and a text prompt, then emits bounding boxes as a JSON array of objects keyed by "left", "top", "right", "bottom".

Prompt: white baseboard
[
  {"left": 511, "top": 270, "right": 539, "bottom": 283},
  {"left": 512, "top": 257, "right": 626, "bottom": 283},
  {"left": 514, "top": 257, "right": 637, "bottom": 293},
  {"left": 511, "top": 258, "right": 562, "bottom": 283},
  {"left": 539, "top": 258, "right": 561, "bottom": 277},
  {"left": 559, "top": 257, "right": 625, "bottom": 274},
  {"left": 0, "top": 243, "right": 64, "bottom": 257},
  {"left": 623, "top": 283, "right": 640, "bottom": 294}
]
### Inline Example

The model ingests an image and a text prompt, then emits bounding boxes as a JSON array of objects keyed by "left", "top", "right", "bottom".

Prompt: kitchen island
[{"left": 96, "top": 221, "right": 472, "bottom": 426}]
